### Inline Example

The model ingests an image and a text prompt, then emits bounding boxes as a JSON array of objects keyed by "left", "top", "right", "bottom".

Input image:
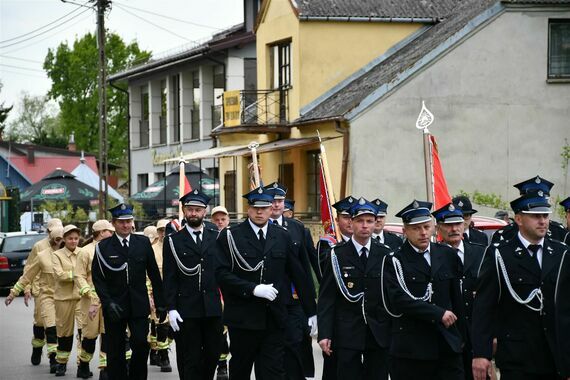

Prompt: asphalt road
[{"left": 0, "top": 296, "right": 324, "bottom": 379}]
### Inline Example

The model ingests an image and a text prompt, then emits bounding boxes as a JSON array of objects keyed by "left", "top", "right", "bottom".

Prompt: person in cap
[
  {"left": 316, "top": 195, "right": 357, "bottom": 380},
  {"left": 147, "top": 219, "right": 173, "bottom": 372},
  {"left": 211, "top": 205, "right": 230, "bottom": 231},
  {"left": 452, "top": 195, "right": 489, "bottom": 246},
  {"left": 494, "top": 210, "right": 511, "bottom": 223},
  {"left": 491, "top": 176, "right": 567, "bottom": 244},
  {"left": 283, "top": 199, "right": 295, "bottom": 219},
  {"left": 263, "top": 182, "right": 318, "bottom": 380},
  {"left": 371, "top": 198, "right": 403, "bottom": 251},
  {"left": 433, "top": 203, "right": 486, "bottom": 380},
  {"left": 18, "top": 217, "right": 63, "bottom": 366},
  {"left": 92, "top": 203, "right": 166, "bottom": 380},
  {"left": 215, "top": 186, "right": 317, "bottom": 380},
  {"left": 383, "top": 200, "right": 465, "bottom": 380},
  {"left": 75, "top": 220, "right": 115, "bottom": 379},
  {"left": 50, "top": 224, "right": 84, "bottom": 376},
  {"left": 472, "top": 190, "right": 569, "bottom": 380},
  {"left": 318, "top": 197, "right": 393, "bottom": 379},
  {"left": 5, "top": 225, "right": 64, "bottom": 374},
  {"left": 559, "top": 197, "right": 570, "bottom": 244},
  {"left": 162, "top": 189, "right": 223, "bottom": 380}
]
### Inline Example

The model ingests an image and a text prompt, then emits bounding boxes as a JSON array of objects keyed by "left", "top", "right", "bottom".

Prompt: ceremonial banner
[
  {"left": 430, "top": 135, "right": 451, "bottom": 210},
  {"left": 319, "top": 162, "right": 335, "bottom": 235}
]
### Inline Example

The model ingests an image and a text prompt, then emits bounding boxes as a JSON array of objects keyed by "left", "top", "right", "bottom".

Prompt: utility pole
[{"left": 96, "top": 0, "right": 110, "bottom": 218}]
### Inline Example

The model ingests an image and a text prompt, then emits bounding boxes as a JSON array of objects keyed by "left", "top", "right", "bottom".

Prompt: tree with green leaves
[
  {"left": 43, "top": 32, "right": 151, "bottom": 164},
  {"left": 6, "top": 93, "right": 66, "bottom": 147},
  {"left": 0, "top": 82, "right": 14, "bottom": 140}
]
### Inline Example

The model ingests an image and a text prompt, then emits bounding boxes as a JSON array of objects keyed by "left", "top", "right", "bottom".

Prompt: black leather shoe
[
  {"left": 159, "top": 350, "right": 172, "bottom": 373},
  {"left": 98, "top": 368, "right": 108, "bottom": 380},
  {"left": 49, "top": 353, "right": 57, "bottom": 374},
  {"left": 76, "top": 361, "right": 91, "bottom": 379}
]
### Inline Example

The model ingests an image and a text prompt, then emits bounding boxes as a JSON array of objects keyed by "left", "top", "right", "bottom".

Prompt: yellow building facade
[{"left": 217, "top": 0, "right": 428, "bottom": 217}]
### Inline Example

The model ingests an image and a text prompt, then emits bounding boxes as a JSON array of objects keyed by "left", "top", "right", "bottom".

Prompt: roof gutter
[{"left": 298, "top": 15, "right": 439, "bottom": 23}]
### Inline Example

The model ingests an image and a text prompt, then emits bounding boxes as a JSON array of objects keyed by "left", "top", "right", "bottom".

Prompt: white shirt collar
[
  {"left": 372, "top": 230, "right": 385, "bottom": 243},
  {"left": 342, "top": 234, "right": 351, "bottom": 242},
  {"left": 351, "top": 237, "right": 371, "bottom": 257},
  {"left": 517, "top": 232, "right": 544, "bottom": 250},
  {"left": 116, "top": 234, "right": 130, "bottom": 245},
  {"left": 248, "top": 219, "right": 268, "bottom": 239},
  {"left": 270, "top": 215, "right": 283, "bottom": 226}
]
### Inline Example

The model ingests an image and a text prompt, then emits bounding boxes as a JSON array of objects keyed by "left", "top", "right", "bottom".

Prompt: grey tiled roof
[
  {"left": 296, "top": 0, "right": 463, "bottom": 20},
  {"left": 298, "top": 0, "right": 499, "bottom": 122}
]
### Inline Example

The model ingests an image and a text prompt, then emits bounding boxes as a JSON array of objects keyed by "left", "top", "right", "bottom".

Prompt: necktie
[
  {"left": 360, "top": 247, "right": 368, "bottom": 268},
  {"left": 258, "top": 229, "right": 266, "bottom": 247},
  {"left": 272, "top": 219, "right": 279, "bottom": 226},
  {"left": 122, "top": 238, "right": 128, "bottom": 254},
  {"left": 422, "top": 250, "right": 431, "bottom": 266},
  {"left": 194, "top": 231, "right": 202, "bottom": 248},
  {"left": 528, "top": 244, "right": 541, "bottom": 268}
]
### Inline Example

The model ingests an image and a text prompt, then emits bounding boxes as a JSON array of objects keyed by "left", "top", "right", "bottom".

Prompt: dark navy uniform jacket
[
  {"left": 215, "top": 220, "right": 317, "bottom": 330},
  {"left": 93, "top": 233, "right": 164, "bottom": 319},
  {"left": 162, "top": 226, "right": 222, "bottom": 318}
]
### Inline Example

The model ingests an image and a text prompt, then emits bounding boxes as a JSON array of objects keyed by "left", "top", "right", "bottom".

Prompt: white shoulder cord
[
  {"left": 380, "top": 255, "right": 403, "bottom": 318},
  {"left": 494, "top": 248, "right": 543, "bottom": 313},
  {"left": 392, "top": 256, "right": 433, "bottom": 302},
  {"left": 330, "top": 248, "right": 367, "bottom": 324},
  {"left": 226, "top": 229, "right": 264, "bottom": 282},
  {"left": 168, "top": 236, "right": 202, "bottom": 290},
  {"left": 95, "top": 242, "right": 129, "bottom": 284}
]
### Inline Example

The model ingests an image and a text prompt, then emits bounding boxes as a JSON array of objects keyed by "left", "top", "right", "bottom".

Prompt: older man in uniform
[
  {"left": 452, "top": 195, "right": 488, "bottom": 246},
  {"left": 318, "top": 197, "right": 393, "bottom": 380},
  {"left": 472, "top": 190, "right": 568, "bottom": 380},
  {"left": 383, "top": 200, "right": 465, "bottom": 380},
  {"left": 215, "top": 186, "right": 317, "bottom": 380},
  {"left": 92, "top": 204, "right": 165, "bottom": 380},
  {"left": 163, "top": 189, "right": 223, "bottom": 380},
  {"left": 433, "top": 203, "right": 485, "bottom": 380},
  {"left": 75, "top": 220, "right": 115, "bottom": 379},
  {"left": 371, "top": 198, "right": 403, "bottom": 251}
]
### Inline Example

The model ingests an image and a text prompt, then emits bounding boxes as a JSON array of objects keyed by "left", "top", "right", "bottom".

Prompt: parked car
[
  {"left": 0, "top": 231, "right": 47, "bottom": 289},
  {"left": 383, "top": 216, "right": 507, "bottom": 242}
]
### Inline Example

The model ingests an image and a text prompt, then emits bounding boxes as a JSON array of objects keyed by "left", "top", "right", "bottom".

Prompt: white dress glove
[
  {"left": 308, "top": 315, "right": 318, "bottom": 337},
  {"left": 168, "top": 310, "right": 183, "bottom": 332},
  {"left": 253, "top": 284, "right": 279, "bottom": 301}
]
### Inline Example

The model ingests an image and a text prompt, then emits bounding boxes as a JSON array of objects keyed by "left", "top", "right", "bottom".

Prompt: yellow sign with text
[{"left": 223, "top": 90, "right": 241, "bottom": 127}]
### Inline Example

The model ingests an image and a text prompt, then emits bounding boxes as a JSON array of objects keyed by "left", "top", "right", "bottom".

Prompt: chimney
[
  {"left": 67, "top": 132, "right": 76, "bottom": 152},
  {"left": 244, "top": 0, "right": 261, "bottom": 32},
  {"left": 27, "top": 146, "right": 35, "bottom": 164}
]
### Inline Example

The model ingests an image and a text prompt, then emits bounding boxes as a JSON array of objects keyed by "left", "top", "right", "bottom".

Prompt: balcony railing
[{"left": 223, "top": 89, "right": 289, "bottom": 127}]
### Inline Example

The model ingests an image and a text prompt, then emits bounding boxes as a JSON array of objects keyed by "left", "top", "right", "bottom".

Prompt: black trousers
[
  {"left": 228, "top": 322, "right": 286, "bottom": 380},
  {"left": 390, "top": 353, "right": 464, "bottom": 380},
  {"left": 322, "top": 351, "right": 338, "bottom": 380},
  {"left": 336, "top": 347, "right": 389, "bottom": 380},
  {"left": 174, "top": 316, "right": 223, "bottom": 380},
  {"left": 284, "top": 303, "right": 307, "bottom": 380},
  {"left": 103, "top": 316, "right": 149, "bottom": 380}
]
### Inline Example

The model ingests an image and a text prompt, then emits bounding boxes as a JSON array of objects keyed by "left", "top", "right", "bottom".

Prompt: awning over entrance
[{"left": 160, "top": 137, "right": 339, "bottom": 164}]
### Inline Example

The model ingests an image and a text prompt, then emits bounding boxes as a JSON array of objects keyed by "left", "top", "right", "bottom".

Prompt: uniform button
[
  {"left": 201, "top": 258, "right": 204, "bottom": 262},
  {"left": 465, "top": 302, "right": 469, "bottom": 306},
  {"left": 399, "top": 327, "right": 403, "bottom": 331}
]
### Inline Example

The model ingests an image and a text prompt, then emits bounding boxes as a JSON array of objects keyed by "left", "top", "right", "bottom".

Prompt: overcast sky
[{"left": 0, "top": 0, "right": 244, "bottom": 123}]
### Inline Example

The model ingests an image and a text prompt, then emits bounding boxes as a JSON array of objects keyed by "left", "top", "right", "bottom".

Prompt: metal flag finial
[{"left": 415, "top": 101, "right": 434, "bottom": 132}]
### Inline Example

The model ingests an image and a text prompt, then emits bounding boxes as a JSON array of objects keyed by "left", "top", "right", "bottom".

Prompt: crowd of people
[{"left": 4, "top": 175, "right": 570, "bottom": 380}]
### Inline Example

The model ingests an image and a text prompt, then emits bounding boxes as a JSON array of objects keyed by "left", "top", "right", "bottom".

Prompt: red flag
[
  {"left": 183, "top": 174, "right": 192, "bottom": 195},
  {"left": 430, "top": 135, "right": 451, "bottom": 210},
  {"left": 319, "top": 161, "right": 335, "bottom": 235}
]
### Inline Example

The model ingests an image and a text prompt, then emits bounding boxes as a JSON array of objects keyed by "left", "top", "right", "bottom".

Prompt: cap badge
[
  {"left": 348, "top": 197, "right": 353, "bottom": 203},
  {"left": 273, "top": 183, "right": 278, "bottom": 188},
  {"left": 359, "top": 198, "right": 365, "bottom": 205},
  {"left": 535, "top": 176, "right": 541, "bottom": 184},
  {"left": 413, "top": 201, "right": 419, "bottom": 209},
  {"left": 257, "top": 188, "right": 263, "bottom": 194},
  {"left": 448, "top": 204, "right": 455, "bottom": 211},
  {"left": 120, "top": 204, "right": 126, "bottom": 210},
  {"left": 538, "top": 190, "right": 544, "bottom": 197},
  {"left": 458, "top": 201, "right": 464, "bottom": 207}
]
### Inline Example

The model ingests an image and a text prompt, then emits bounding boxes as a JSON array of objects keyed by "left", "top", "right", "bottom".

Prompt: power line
[
  {"left": 113, "top": 1, "right": 223, "bottom": 31},
  {"left": 2, "top": 12, "right": 93, "bottom": 55},
  {"left": 0, "top": 7, "right": 92, "bottom": 49},
  {"left": 0, "top": 5, "right": 84, "bottom": 45},
  {"left": 0, "top": 63, "right": 45, "bottom": 73},
  {"left": 0, "top": 69, "right": 46, "bottom": 79},
  {"left": 113, "top": 4, "right": 194, "bottom": 42},
  {"left": 0, "top": 55, "right": 44, "bottom": 64}
]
